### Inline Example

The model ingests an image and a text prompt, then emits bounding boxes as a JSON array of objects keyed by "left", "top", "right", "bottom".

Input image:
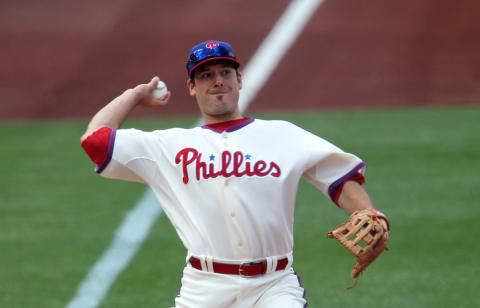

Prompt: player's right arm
[
  {"left": 80, "top": 76, "right": 170, "bottom": 142},
  {"left": 80, "top": 77, "right": 171, "bottom": 177}
]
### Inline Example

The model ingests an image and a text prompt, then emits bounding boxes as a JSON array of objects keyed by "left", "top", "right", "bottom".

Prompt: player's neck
[{"left": 203, "top": 113, "right": 243, "bottom": 125}]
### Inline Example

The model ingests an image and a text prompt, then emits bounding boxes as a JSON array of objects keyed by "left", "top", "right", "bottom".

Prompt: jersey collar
[{"left": 201, "top": 117, "right": 254, "bottom": 133}]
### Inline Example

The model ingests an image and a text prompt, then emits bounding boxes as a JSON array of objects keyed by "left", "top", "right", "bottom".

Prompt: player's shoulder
[
  {"left": 116, "top": 126, "right": 199, "bottom": 142},
  {"left": 152, "top": 126, "right": 198, "bottom": 135},
  {"left": 253, "top": 118, "right": 329, "bottom": 145},
  {"left": 253, "top": 118, "right": 305, "bottom": 131},
  {"left": 118, "top": 126, "right": 196, "bottom": 135}
]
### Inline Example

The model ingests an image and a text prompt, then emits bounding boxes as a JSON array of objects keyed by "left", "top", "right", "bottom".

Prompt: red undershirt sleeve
[
  {"left": 81, "top": 127, "right": 112, "bottom": 165},
  {"left": 331, "top": 172, "right": 366, "bottom": 207}
]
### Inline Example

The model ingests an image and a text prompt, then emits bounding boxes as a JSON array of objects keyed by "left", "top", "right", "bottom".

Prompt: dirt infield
[{"left": 1, "top": 0, "right": 479, "bottom": 120}]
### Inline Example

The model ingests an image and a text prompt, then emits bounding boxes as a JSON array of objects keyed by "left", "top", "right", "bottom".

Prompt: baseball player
[{"left": 80, "top": 40, "right": 390, "bottom": 307}]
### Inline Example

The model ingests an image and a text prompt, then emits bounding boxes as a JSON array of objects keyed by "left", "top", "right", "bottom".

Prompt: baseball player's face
[{"left": 187, "top": 61, "right": 242, "bottom": 124}]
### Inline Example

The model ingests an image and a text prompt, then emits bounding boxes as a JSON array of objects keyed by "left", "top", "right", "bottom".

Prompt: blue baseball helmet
[{"left": 186, "top": 40, "right": 240, "bottom": 78}]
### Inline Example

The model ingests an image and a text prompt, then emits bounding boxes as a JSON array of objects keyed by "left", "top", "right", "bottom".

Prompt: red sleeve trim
[
  {"left": 81, "top": 127, "right": 112, "bottom": 165},
  {"left": 331, "top": 172, "right": 366, "bottom": 207}
]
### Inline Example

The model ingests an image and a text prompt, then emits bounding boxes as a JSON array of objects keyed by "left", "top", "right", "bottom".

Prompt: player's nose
[{"left": 214, "top": 74, "right": 224, "bottom": 86}]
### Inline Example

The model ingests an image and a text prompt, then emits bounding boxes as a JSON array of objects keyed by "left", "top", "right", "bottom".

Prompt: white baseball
[{"left": 153, "top": 80, "right": 168, "bottom": 99}]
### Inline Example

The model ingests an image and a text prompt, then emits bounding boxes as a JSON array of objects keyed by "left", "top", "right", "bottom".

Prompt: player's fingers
[
  {"left": 380, "top": 219, "right": 389, "bottom": 232},
  {"left": 156, "top": 91, "right": 171, "bottom": 105}
]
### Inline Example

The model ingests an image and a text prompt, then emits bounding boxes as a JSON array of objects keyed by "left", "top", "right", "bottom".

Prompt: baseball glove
[{"left": 327, "top": 209, "right": 390, "bottom": 289}]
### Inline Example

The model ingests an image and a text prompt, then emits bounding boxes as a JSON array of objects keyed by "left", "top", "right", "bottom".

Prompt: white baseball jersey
[{"left": 99, "top": 118, "right": 366, "bottom": 261}]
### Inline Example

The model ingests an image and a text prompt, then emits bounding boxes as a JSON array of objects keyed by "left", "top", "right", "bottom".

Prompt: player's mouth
[{"left": 208, "top": 88, "right": 230, "bottom": 95}]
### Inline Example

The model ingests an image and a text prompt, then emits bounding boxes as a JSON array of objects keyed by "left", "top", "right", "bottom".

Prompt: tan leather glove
[{"left": 327, "top": 209, "right": 390, "bottom": 289}]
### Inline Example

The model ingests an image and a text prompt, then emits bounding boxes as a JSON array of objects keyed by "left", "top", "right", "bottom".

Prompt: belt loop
[
  {"left": 286, "top": 253, "right": 293, "bottom": 271},
  {"left": 205, "top": 256, "right": 214, "bottom": 273},
  {"left": 199, "top": 256, "right": 208, "bottom": 272},
  {"left": 186, "top": 252, "right": 193, "bottom": 265},
  {"left": 265, "top": 256, "right": 273, "bottom": 274}
]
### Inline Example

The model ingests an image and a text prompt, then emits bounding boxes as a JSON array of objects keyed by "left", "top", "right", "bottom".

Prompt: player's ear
[
  {"left": 237, "top": 71, "right": 242, "bottom": 90},
  {"left": 187, "top": 78, "right": 196, "bottom": 97}
]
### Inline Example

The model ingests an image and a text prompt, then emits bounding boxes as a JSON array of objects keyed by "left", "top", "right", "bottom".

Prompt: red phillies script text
[{"left": 175, "top": 148, "right": 281, "bottom": 184}]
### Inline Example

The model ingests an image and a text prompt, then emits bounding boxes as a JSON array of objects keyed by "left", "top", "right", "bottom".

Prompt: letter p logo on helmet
[{"left": 206, "top": 41, "right": 219, "bottom": 49}]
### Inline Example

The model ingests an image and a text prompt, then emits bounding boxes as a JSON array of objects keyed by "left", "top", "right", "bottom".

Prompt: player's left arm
[
  {"left": 337, "top": 181, "right": 390, "bottom": 233},
  {"left": 328, "top": 180, "right": 390, "bottom": 289},
  {"left": 337, "top": 181, "right": 373, "bottom": 215}
]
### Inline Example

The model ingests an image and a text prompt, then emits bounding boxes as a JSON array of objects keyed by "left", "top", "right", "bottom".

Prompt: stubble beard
[{"left": 202, "top": 95, "right": 240, "bottom": 122}]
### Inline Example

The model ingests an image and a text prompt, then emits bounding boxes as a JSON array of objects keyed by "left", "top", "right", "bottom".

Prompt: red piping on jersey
[
  {"left": 329, "top": 162, "right": 367, "bottom": 206},
  {"left": 201, "top": 117, "right": 254, "bottom": 133},
  {"left": 330, "top": 172, "right": 366, "bottom": 206},
  {"left": 95, "top": 129, "right": 116, "bottom": 173}
]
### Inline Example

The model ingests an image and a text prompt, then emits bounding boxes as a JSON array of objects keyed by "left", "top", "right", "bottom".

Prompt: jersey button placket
[
  {"left": 220, "top": 132, "right": 229, "bottom": 186},
  {"left": 222, "top": 132, "right": 228, "bottom": 147}
]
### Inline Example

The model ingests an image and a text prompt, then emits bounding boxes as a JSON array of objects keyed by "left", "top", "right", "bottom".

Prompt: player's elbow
[
  {"left": 80, "top": 125, "right": 109, "bottom": 144},
  {"left": 80, "top": 127, "right": 112, "bottom": 165}
]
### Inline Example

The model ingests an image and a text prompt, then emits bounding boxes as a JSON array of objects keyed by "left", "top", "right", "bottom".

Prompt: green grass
[{"left": 0, "top": 106, "right": 479, "bottom": 307}]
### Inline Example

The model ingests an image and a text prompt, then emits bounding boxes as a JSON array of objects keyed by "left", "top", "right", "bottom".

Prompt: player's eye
[
  {"left": 221, "top": 69, "right": 231, "bottom": 76},
  {"left": 200, "top": 72, "right": 211, "bottom": 79}
]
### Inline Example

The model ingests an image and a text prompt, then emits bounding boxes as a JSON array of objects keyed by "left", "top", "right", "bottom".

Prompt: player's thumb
[{"left": 148, "top": 76, "right": 159, "bottom": 90}]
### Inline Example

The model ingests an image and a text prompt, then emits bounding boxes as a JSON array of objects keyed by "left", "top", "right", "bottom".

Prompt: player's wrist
[
  {"left": 122, "top": 87, "right": 149, "bottom": 108},
  {"left": 371, "top": 209, "right": 390, "bottom": 231},
  {"left": 125, "top": 88, "right": 142, "bottom": 104}
]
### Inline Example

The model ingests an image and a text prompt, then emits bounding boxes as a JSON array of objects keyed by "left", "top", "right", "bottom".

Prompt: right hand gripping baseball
[{"left": 135, "top": 76, "right": 171, "bottom": 107}]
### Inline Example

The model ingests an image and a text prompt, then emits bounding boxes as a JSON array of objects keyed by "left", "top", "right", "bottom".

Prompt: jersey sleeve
[
  {"left": 298, "top": 126, "right": 367, "bottom": 200},
  {"left": 97, "top": 128, "right": 160, "bottom": 184}
]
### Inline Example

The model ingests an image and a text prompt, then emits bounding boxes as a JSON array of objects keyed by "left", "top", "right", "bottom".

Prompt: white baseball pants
[{"left": 173, "top": 265, "right": 307, "bottom": 308}]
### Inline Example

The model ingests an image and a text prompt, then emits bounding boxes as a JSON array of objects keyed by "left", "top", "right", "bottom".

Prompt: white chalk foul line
[
  {"left": 66, "top": 189, "right": 160, "bottom": 308},
  {"left": 66, "top": 1, "right": 324, "bottom": 307},
  {"left": 238, "top": 0, "right": 323, "bottom": 113}
]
